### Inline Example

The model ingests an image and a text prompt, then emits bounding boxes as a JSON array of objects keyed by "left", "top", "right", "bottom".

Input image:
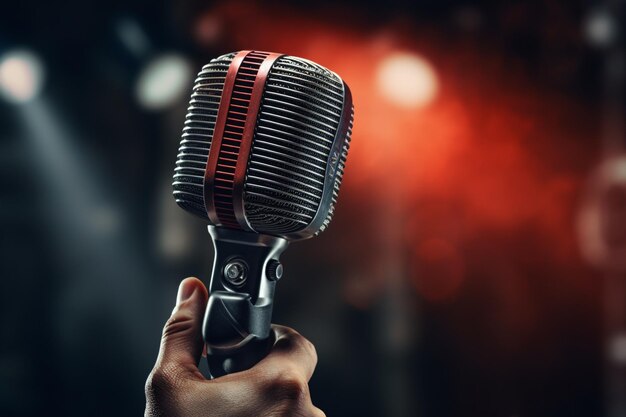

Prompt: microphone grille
[
  {"left": 244, "top": 56, "right": 353, "bottom": 235},
  {"left": 173, "top": 52, "right": 235, "bottom": 218},
  {"left": 173, "top": 52, "right": 353, "bottom": 239}
]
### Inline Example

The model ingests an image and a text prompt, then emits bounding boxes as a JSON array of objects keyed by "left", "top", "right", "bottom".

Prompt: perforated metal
[
  {"left": 244, "top": 56, "right": 351, "bottom": 234},
  {"left": 173, "top": 53, "right": 234, "bottom": 218},
  {"left": 173, "top": 52, "right": 353, "bottom": 239}
]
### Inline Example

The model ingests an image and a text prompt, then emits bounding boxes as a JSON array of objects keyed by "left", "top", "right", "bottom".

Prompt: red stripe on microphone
[
  {"left": 204, "top": 50, "right": 248, "bottom": 226},
  {"left": 232, "top": 52, "right": 282, "bottom": 229},
  {"left": 203, "top": 50, "right": 281, "bottom": 230}
]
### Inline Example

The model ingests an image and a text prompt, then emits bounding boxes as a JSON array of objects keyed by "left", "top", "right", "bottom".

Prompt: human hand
[{"left": 145, "top": 277, "right": 324, "bottom": 417}]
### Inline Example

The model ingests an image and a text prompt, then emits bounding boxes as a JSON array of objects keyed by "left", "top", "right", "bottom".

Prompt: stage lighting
[
  {"left": 610, "top": 333, "right": 626, "bottom": 365},
  {"left": 0, "top": 49, "right": 45, "bottom": 104},
  {"left": 135, "top": 53, "right": 192, "bottom": 110},
  {"left": 578, "top": 155, "right": 626, "bottom": 271},
  {"left": 112, "top": 18, "right": 192, "bottom": 110},
  {"left": 584, "top": 8, "right": 617, "bottom": 48},
  {"left": 376, "top": 52, "right": 438, "bottom": 108}
]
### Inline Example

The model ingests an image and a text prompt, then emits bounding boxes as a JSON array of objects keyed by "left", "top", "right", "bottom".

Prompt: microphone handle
[{"left": 203, "top": 226, "right": 288, "bottom": 378}]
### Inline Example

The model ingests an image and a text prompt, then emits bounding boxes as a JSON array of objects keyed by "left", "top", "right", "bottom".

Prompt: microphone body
[{"left": 173, "top": 50, "right": 353, "bottom": 377}]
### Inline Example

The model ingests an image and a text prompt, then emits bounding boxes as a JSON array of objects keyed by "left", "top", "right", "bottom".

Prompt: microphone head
[{"left": 173, "top": 51, "right": 354, "bottom": 240}]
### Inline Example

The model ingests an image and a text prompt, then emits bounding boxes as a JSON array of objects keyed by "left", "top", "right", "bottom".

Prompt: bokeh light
[
  {"left": 0, "top": 49, "right": 45, "bottom": 104},
  {"left": 578, "top": 155, "right": 626, "bottom": 271},
  {"left": 376, "top": 52, "right": 438, "bottom": 108},
  {"left": 135, "top": 54, "right": 192, "bottom": 110},
  {"left": 584, "top": 8, "right": 618, "bottom": 47}
]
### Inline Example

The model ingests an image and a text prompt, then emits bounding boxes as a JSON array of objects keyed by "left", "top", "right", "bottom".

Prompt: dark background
[{"left": 1, "top": 0, "right": 624, "bottom": 416}]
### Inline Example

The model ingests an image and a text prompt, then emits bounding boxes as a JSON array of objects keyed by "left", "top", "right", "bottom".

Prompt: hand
[{"left": 145, "top": 277, "right": 325, "bottom": 417}]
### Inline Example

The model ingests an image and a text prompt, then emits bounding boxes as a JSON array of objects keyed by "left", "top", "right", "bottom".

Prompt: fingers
[
  {"left": 146, "top": 281, "right": 325, "bottom": 417},
  {"left": 192, "top": 325, "right": 324, "bottom": 417},
  {"left": 152, "top": 277, "right": 208, "bottom": 379},
  {"left": 253, "top": 325, "right": 318, "bottom": 382},
  {"left": 237, "top": 326, "right": 321, "bottom": 417}
]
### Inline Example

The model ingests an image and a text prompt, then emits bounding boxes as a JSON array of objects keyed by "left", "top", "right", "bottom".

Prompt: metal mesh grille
[
  {"left": 173, "top": 53, "right": 235, "bottom": 219},
  {"left": 173, "top": 52, "right": 353, "bottom": 238},
  {"left": 244, "top": 56, "right": 348, "bottom": 234},
  {"left": 213, "top": 51, "right": 272, "bottom": 228},
  {"left": 321, "top": 105, "right": 353, "bottom": 233}
]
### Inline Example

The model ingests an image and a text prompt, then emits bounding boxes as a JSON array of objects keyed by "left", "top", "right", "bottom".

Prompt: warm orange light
[
  {"left": 196, "top": 0, "right": 597, "bottom": 308},
  {"left": 376, "top": 52, "right": 438, "bottom": 108}
]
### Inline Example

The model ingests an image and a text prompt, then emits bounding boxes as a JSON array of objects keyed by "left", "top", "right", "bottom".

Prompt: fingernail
[{"left": 176, "top": 279, "right": 196, "bottom": 305}]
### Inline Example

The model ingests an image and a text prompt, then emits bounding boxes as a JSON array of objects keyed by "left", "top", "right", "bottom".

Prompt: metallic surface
[
  {"left": 223, "top": 260, "right": 248, "bottom": 286},
  {"left": 173, "top": 51, "right": 354, "bottom": 240},
  {"left": 203, "top": 226, "right": 289, "bottom": 377},
  {"left": 244, "top": 56, "right": 353, "bottom": 238},
  {"left": 203, "top": 51, "right": 246, "bottom": 228},
  {"left": 173, "top": 52, "right": 234, "bottom": 219}
]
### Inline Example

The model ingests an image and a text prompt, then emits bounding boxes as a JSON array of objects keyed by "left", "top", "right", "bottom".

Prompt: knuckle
[
  {"left": 162, "top": 311, "right": 195, "bottom": 340},
  {"left": 264, "top": 369, "right": 309, "bottom": 404},
  {"left": 312, "top": 407, "right": 326, "bottom": 417},
  {"left": 274, "top": 332, "right": 298, "bottom": 351},
  {"left": 276, "top": 330, "right": 316, "bottom": 357},
  {"left": 145, "top": 364, "right": 188, "bottom": 406},
  {"left": 145, "top": 369, "right": 172, "bottom": 398},
  {"left": 303, "top": 338, "right": 317, "bottom": 360},
  {"left": 290, "top": 334, "right": 318, "bottom": 366}
]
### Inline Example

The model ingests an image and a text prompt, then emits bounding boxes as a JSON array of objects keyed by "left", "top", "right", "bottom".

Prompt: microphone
[{"left": 172, "top": 50, "right": 354, "bottom": 378}]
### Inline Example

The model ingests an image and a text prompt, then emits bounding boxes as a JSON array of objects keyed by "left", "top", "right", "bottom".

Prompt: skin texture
[{"left": 145, "top": 277, "right": 325, "bottom": 417}]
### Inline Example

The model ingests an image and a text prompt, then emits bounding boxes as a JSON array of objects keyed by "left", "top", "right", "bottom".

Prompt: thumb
[{"left": 154, "top": 277, "right": 208, "bottom": 378}]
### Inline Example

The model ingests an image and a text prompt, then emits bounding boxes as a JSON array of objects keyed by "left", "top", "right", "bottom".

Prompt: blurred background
[{"left": 1, "top": 0, "right": 625, "bottom": 416}]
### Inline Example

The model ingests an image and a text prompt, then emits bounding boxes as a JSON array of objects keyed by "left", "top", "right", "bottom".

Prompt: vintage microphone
[{"left": 172, "top": 50, "right": 354, "bottom": 378}]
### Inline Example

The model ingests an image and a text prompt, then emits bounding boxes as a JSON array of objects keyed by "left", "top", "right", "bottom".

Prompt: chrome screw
[{"left": 223, "top": 260, "right": 247, "bottom": 286}]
